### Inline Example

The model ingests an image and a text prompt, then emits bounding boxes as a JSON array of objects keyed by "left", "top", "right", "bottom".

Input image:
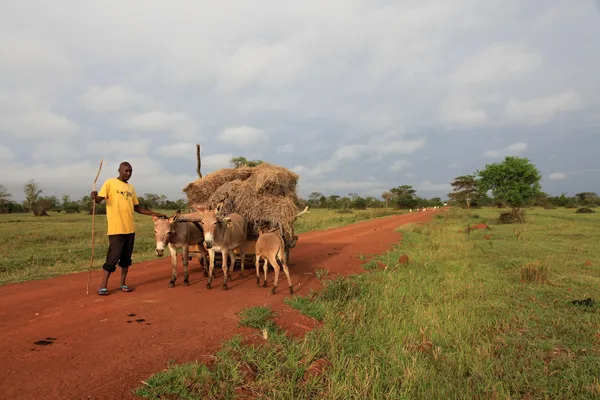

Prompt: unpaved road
[{"left": 0, "top": 211, "right": 436, "bottom": 400}]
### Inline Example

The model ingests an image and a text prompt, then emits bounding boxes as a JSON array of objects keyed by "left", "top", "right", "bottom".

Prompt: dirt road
[{"left": 0, "top": 211, "right": 435, "bottom": 399}]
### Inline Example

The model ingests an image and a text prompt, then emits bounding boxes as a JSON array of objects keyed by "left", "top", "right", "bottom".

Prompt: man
[{"left": 91, "top": 161, "right": 166, "bottom": 295}]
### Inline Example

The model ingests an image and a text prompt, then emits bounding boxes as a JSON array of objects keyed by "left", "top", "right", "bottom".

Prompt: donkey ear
[
  {"left": 215, "top": 201, "right": 224, "bottom": 213},
  {"left": 152, "top": 215, "right": 159, "bottom": 222}
]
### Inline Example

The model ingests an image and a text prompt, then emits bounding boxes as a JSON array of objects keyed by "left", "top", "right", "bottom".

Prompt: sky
[{"left": 1, "top": 0, "right": 599, "bottom": 202}]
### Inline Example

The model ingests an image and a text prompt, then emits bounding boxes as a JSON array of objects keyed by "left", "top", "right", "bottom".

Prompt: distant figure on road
[{"left": 91, "top": 161, "right": 166, "bottom": 295}]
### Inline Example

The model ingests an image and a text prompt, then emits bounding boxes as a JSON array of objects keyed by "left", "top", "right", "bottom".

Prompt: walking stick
[{"left": 87, "top": 159, "right": 106, "bottom": 294}]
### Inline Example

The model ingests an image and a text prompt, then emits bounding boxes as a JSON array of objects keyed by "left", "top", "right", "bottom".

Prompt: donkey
[
  {"left": 255, "top": 226, "right": 294, "bottom": 295},
  {"left": 152, "top": 213, "right": 208, "bottom": 287},
  {"left": 179, "top": 202, "right": 248, "bottom": 290}
]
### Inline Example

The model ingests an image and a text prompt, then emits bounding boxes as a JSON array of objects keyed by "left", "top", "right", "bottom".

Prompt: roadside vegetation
[
  {"left": 0, "top": 208, "right": 403, "bottom": 285},
  {"left": 136, "top": 207, "right": 600, "bottom": 399}
]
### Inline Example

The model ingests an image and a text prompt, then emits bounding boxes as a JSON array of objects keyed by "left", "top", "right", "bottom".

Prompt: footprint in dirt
[{"left": 33, "top": 337, "right": 57, "bottom": 346}]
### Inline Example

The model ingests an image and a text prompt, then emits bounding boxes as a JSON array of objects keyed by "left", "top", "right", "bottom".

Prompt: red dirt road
[{"left": 0, "top": 211, "right": 436, "bottom": 400}]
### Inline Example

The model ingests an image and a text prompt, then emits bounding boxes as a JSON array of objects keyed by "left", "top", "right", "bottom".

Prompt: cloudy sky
[{"left": 1, "top": 0, "right": 599, "bottom": 202}]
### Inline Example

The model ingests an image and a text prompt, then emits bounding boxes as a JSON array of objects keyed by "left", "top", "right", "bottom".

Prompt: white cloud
[
  {"left": 278, "top": 143, "right": 295, "bottom": 154},
  {"left": 0, "top": 109, "right": 79, "bottom": 138},
  {"left": 86, "top": 139, "right": 151, "bottom": 158},
  {"left": 390, "top": 160, "right": 411, "bottom": 171},
  {"left": 506, "top": 142, "right": 528, "bottom": 152},
  {"left": 300, "top": 135, "right": 425, "bottom": 177},
  {"left": 415, "top": 180, "right": 451, "bottom": 193},
  {"left": 506, "top": 90, "right": 583, "bottom": 124},
  {"left": 0, "top": 146, "right": 14, "bottom": 162},
  {"left": 218, "top": 126, "right": 267, "bottom": 147},
  {"left": 548, "top": 172, "right": 567, "bottom": 180},
  {"left": 124, "top": 110, "right": 198, "bottom": 139},
  {"left": 161, "top": 142, "right": 196, "bottom": 158},
  {"left": 202, "top": 153, "right": 234, "bottom": 171},
  {"left": 484, "top": 142, "right": 528, "bottom": 158},
  {"left": 81, "top": 85, "right": 152, "bottom": 113},
  {"left": 440, "top": 96, "right": 487, "bottom": 126},
  {"left": 0, "top": 34, "right": 77, "bottom": 89},
  {"left": 451, "top": 44, "right": 542, "bottom": 86}
]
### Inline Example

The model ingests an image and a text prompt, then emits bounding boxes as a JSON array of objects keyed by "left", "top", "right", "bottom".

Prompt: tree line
[
  {"left": 0, "top": 180, "right": 187, "bottom": 215},
  {"left": 2, "top": 155, "right": 596, "bottom": 216},
  {"left": 447, "top": 156, "right": 599, "bottom": 210}
]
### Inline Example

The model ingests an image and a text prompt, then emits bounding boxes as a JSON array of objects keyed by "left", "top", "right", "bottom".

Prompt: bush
[
  {"left": 497, "top": 208, "right": 526, "bottom": 224},
  {"left": 575, "top": 207, "right": 595, "bottom": 214}
]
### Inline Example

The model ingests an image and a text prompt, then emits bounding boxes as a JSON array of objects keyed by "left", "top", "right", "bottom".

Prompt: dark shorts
[{"left": 103, "top": 233, "right": 135, "bottom": 273}]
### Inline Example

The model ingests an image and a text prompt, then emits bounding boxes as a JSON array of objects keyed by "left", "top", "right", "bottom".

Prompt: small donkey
[
  {"left": 152, "top": 212, "right": 208, "bottom": 287},
  {"left": 255, "top": 226, "right": 294, "bottom": 295}
]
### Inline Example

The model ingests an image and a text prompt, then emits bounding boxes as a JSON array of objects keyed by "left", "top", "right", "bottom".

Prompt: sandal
[
  {"left": 120, "top": 285, "right": 133, "bottom": 292},
  {"left": 98, "top": 288, "right": 109, "bottom": 296}
]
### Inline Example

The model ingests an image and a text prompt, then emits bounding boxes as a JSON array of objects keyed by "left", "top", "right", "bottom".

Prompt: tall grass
[
  {"left": 136, "top": 208, "right": 600, "bottom": 399},
  {"left": 0, "top": 208, "right": 401, "bottom": 285}
]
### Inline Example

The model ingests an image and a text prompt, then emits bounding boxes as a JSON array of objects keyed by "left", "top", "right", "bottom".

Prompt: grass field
[
  {"left": 135, "top": 207, "right": 600, "bottom": 399},
  {"left": 0, "top": 208, "right": 403, "bottom": 286}
]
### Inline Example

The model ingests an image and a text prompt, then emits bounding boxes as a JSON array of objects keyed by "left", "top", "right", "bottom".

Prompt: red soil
[{"left": 0, "top": 211, "right": 436, "bottom": 400}]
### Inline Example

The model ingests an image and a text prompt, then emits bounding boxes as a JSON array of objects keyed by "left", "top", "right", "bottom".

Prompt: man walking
[{"left": 91, "top": 161, "right": 166, "bottom": 295}]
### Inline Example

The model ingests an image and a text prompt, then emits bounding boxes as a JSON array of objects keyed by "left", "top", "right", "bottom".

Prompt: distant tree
[
  {"left": 307, "top": 192, "right": 324, "bottom": 208},
  {"left": 365, "top": 196, "right": 384, "bottom": 208},
  {"left": 575, "top": 192, "right": 599, "bottom": 206},
  {"left": 24, "top": 179, "right": 43, "bottom": 215},
  {"left": 390, "top": 185, "right": 418, "bottom": 209},
  {"left": 381, "top": 191, "right": 392, "bottom": 208},
  {"left": 351, "top": 195, "right": 367, "bottom": 210},
  {"left": 450, "top": 174, "right": 478, "bottom": 209},
  {"left": 230, "top": 156, "right": 264, "bottom": 168},
  {"left": 0, "top": 184, "right": 11, "bottom": 206},
  {"left": 477, "top": 156, "right": 542, "bottom": 211},
  {"left": 143, "top": 193, "right": 161, "bottom": 209}
]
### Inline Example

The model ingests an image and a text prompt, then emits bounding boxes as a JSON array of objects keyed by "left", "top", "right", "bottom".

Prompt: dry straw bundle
[{"left": 182, "top": 163, "right": 301, "bottom": 244}]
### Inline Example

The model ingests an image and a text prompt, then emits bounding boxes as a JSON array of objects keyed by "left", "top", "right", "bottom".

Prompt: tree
[
  {"left": 230, "top": 156, "right": 264, "bottom": 168},
  {"left": 390, "top": 185, "right": 418, "bottom": 209},
  {"left": 381, "top": 191, "right": 392, "bottom": 208},
  {"left": 575, "top": 192, "right": 599, "bottom": 206},
  {"left": 450, "top": 174, "right": 478, "bottom": 209},
  {"left": 24, "top": 179, "right": 43, "bottom": 215},
  {"left": 477, "top": 156, "right": 542, "bottom": 210},
  {"left": 0, "top": 184, "right": 11, "bottom": 205}
]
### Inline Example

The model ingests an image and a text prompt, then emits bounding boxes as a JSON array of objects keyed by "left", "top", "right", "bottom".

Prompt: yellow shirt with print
[{"left": 98, "top": 178, "right": 140, "bottom": 235}]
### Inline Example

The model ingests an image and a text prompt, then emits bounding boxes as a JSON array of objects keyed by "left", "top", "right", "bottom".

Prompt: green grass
[
  {"left": 135, "top": 207, "right": 600, "bottom": 399},
  {"left": 0, "top": 208, "right": 402, "bottom": 286}
]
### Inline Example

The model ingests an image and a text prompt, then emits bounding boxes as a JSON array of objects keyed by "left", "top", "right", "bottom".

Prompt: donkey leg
[
  {"left": 255, "top": 255, "right": 261, "bottom": 286},
  {"left": 227, "top": 250, "right": 236, "bottom": 281},
  {"left": 206, "top": 250, "right": 215, "bottom": 289},
  {"left": 221, "top": 251, "right": 229, "bottom": 290},
  {"left": 270, "top": 257, "right": 280, "bottom": 294},
  {"left": 200, "top": 252, "right": 209, "bottom": 277},
  {"left": 168, "top": 244, "right": 177, "bottom": 288},
  {"left": 262, "top": 259, "right": 268, "bottom": 288},
  {"left": 239, "top": 251, "right": 246, "bottom": 279},
  {"left": 281, "top": 262, "right": 294, "bottom": 295},
  {"left": 182, "top": 245, "right": 190, "bottom": 286}
]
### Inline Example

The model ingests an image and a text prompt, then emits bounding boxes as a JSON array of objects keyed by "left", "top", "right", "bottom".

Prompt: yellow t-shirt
[{"left": 98, "top": 178, "right": 140, "bottom": 235}]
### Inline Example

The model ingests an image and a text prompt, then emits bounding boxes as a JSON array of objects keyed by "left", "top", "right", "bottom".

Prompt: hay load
[{"left": 182, "top": 162, "right": 302, "bottom": 246}]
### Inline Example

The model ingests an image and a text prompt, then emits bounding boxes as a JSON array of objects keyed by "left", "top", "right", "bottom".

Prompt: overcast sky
[{"left": 1, "top": 0, "right": 599, "bottom": 202}]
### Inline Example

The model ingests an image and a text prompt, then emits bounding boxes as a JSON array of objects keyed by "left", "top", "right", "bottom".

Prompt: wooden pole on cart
[
  {"left": 196, "top": 144, "right": 202, "bottom": 178},
  {"left": 86, "top": 159, "right": 106, "bottom": 294}
]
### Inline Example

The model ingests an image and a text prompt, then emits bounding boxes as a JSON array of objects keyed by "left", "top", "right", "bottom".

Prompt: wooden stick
[
  {"left": 87, "top": 159, "right": 106, "bottom": 295},
  {"left": 196, "top": 144, "right": 202, "bottom": 178}
]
